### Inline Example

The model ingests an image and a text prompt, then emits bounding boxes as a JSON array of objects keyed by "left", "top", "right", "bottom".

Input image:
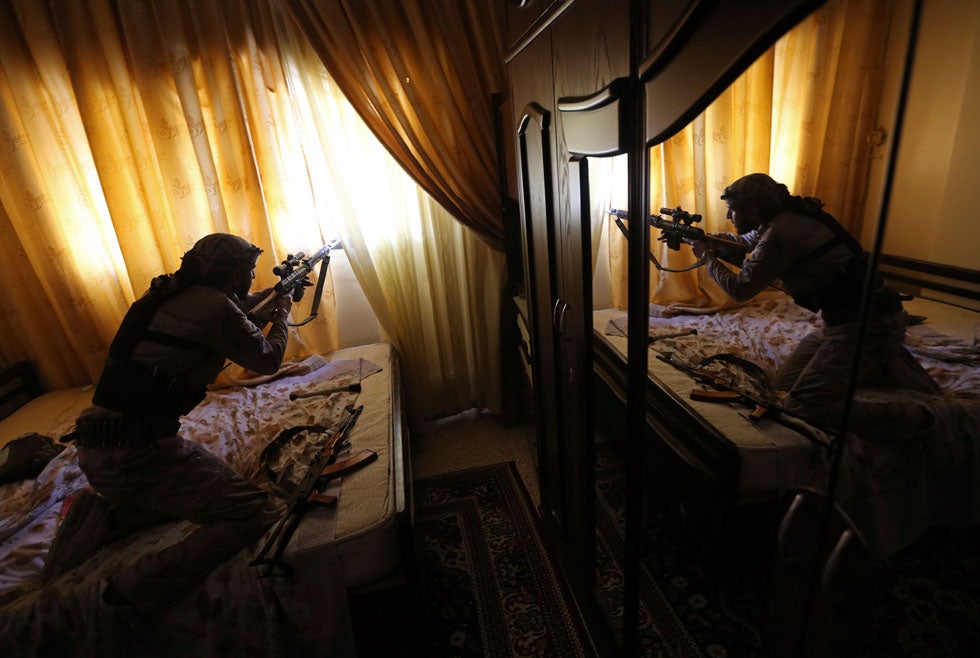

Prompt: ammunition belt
[{"left": 73, "top": 415, "right": 181, "bottom": 449}]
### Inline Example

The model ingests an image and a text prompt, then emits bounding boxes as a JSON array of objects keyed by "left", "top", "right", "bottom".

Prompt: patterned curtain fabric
[
  {"left": 0, "top": 0, "right": 339, "bottom": 388},
  {"left": 0, "top": 0, "right": 504, "bottom": 419},
  {"left": 274, "top": 19, "right": 505, "bottom": 420},
  {"left": 607, "top": 0, "right": 896, "bottom": 312},
  {"left": 284, "top": 0, "right": 508, "bottom": 251}
]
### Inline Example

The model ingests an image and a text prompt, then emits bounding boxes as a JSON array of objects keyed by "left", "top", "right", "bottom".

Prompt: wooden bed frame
[
  {"left": 592, "top": 328, "right": 742, "bottom": 546},
  {"left": 0, "top": 361, "right": 43, "bottom": 422},
  {"left": 879, "top": 255, "right": 980, "bottom": 310}
]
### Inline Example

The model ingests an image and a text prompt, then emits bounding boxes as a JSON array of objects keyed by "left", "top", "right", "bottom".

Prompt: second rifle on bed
[{"left": 250, "top": 403, "right": 375, "bottom": 577}]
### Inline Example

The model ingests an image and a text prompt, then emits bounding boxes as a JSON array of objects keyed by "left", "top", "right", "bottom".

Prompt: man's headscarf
[
  {"left": 721, "top": 173, "right": 791, "bottom": 221},
  {"left": 177, "top": 233, "right": 262, "bottom": 286}
]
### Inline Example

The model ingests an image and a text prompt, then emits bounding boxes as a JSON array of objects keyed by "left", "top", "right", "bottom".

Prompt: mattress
[
  {"left": 306, "top": 342, "right": 410, "bottom": 588},
  {"left": 593, "top": 290, "right": 980, "bottom": 504},
  {"left": 0, "top": 386, "right": 95, "bottom": 450},
  {"left": 244, "top": 342, "right": 411, "bottom": 589},
  {"left": 0, "top": 343, "right": 410, "bottom": 655}
]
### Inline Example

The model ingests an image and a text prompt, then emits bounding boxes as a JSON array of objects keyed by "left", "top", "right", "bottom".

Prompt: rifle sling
[{"left": 288, "top": 256, "right": 330, "bottom": 327}]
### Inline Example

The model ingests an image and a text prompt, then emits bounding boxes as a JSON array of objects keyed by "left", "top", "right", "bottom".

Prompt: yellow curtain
[
  {"left": 607, "top": 0, "right": 895, "bottom": 311},
  {"left": 0, "top": 0, "right": 505, "bottom": 421},
  {"left": 0, "top": 0, "right": 337, "bottom": 390},
  {"left": 284, "top": 0, "right": 508, "bottom": 250},
  {"left": 271, "top": 12, "right": 505, "bottom": 421}
]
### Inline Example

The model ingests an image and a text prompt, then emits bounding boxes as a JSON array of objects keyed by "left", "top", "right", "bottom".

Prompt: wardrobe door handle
[{"left": 552, "top": 299, "right": 569, "bottom": 337}]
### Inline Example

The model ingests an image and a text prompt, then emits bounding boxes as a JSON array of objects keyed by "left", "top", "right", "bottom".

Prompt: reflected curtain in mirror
[{"left": 607, "top": 0, "right": 895, "bottom": 312}]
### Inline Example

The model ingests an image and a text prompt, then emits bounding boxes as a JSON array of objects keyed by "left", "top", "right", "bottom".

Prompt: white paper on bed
[{"left": 0, "top": 353, "right": 386, "bottom": 656}]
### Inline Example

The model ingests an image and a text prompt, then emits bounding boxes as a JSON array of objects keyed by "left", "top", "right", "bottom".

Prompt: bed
[
  {"left": 0, "top": 342, "right": 411, "bottom": 657},
  {"left": 592, "top": 280, "right": 980, "bottom": 561}
]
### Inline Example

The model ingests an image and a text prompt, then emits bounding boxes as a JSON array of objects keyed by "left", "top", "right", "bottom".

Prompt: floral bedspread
[
  {"left": 0, "top": 354, "right": 382, "bottom": 657},
  {"left": 603, "top": 290, "right": 980, "bottom": 558}
]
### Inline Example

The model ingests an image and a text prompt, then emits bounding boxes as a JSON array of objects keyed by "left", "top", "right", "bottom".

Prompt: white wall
[
  {"left": 863, "top": 0, "right": 980, "bottom": 270},
  {"left": 331, "top": 248, "right": 382, "bottom": 348}
]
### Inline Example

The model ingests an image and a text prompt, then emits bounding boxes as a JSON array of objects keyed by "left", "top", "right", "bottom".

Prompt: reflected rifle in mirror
[
  {"left": 656, "top": 352, "right": 773, "bottom": 421},
  {"left": 656, "top": 353, "right": 831, "bottom": 448},
  {"left": 249, "top": 238, "right": 342, "bottom": 326},
  {"left": 608, "top": 208, "right": 746, "bottom": 272}
]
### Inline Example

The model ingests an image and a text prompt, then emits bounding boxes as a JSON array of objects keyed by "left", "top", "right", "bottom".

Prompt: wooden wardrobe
[{"left": 502, "top": 0, "right": 829, "bottom": 652}]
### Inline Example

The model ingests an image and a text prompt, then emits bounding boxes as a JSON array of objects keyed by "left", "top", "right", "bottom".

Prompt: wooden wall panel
[
  {"left": 550, "top": 0, "right": 629, "bottom": 289},
  {"left": 642, "top": 0, "right": 826, "bottom": 144},
  {"left": 509, "top": 32, "right": 565, "bottom": 526}
]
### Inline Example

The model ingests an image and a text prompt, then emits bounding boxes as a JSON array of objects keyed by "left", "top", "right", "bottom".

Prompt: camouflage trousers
[
  {"left": 77, "top": 435, "right": 278, "bottom": 611},
  {"left": 775, "top": 311, "right": 941, "bottom": 440}
]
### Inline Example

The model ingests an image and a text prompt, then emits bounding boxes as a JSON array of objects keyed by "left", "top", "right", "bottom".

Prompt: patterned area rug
[
  {"left": 594, "top": 439, "right": 980, "bottom": 657},
  {"left": 594, "top": 441, "right": 766, "bottom": 658},
  {"left": 416, "top": 461, "right": 593, "bottom": 657},
  {"left": 862, "top": 525, "right": 980, "bottom": 658}
]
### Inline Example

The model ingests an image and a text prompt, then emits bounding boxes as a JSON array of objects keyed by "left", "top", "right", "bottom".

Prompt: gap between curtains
[
  {"left": 272, "top": 8, "right": 506, "bottom": 421},
  {"left": 284, "top": 0, "right": 508, "bottom": 251}
]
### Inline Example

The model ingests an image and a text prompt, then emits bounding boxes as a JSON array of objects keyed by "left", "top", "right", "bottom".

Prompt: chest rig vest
[
  {"left": 787, "top": 211, "right": 899, "bottom": 326},
  {"left": 92, "top": 287, "right": 210, "bottom": 419}
]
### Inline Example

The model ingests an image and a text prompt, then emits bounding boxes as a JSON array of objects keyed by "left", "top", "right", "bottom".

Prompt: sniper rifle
[
  {"left": 608, "top": 207, "right": 746, "bottom": 272},
  {"left": 249, "top": 237, "right": 342, "bottom": 326}
]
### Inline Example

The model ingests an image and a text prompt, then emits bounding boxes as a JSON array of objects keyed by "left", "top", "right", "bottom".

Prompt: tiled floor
[{"left": 411, "top": 409, "right": 540, "bottom": 508}]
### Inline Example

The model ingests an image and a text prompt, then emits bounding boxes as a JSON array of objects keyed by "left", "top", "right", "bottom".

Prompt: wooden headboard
[
  {"left": 880, "top": 255, "right": 980, "bottom": 312},
  {"left": 0, "top": 362, "right": 44, "bottom": 422}
]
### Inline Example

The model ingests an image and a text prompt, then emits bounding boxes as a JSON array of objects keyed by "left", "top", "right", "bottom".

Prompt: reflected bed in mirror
[{"left": 591, "top": 276, "right": 979, "bottom": 561}]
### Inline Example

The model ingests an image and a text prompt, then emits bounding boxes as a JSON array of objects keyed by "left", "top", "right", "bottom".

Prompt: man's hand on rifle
[
  {"left": 689, "top": 238, "right": 714, "bottom": 260},
  {"left": 243, "top": 288, "right": 293, "bottom": 325},
  {"left": 291, "top": 275, "right": 314, "bottom": 302},
  {"left": 270, "top": 293, "right": 292, "bottom": 323},
  {"left": 243, "top": 286, "right": 276, "bottom": 325}
]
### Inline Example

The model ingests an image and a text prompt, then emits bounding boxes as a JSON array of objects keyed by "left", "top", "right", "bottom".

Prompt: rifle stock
[{"left": 656, "top": 352, "right": 774, "bottom": 421}]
